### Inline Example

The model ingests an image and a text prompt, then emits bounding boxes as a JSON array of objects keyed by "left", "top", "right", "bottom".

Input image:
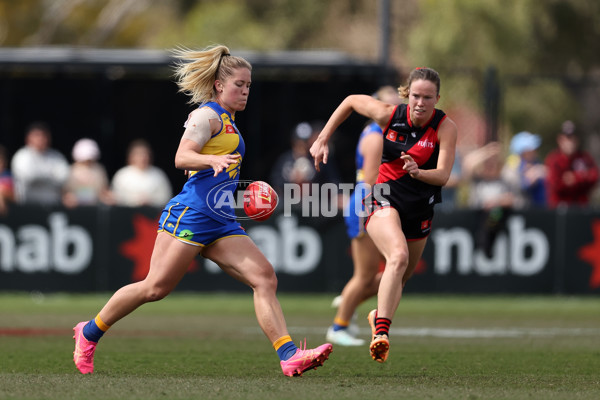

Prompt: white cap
[{"left": 72, "top": 138, "right": 100, "bottom": 162}]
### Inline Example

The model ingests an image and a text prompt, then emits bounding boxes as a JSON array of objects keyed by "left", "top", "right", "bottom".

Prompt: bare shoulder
[
  {"left": 441, "top": 114, "right": 457, "bottom": 129},
  {"left": 183, "top": 106, "right": 222, "bottom": 144},
  {"left": 188, "top": 106, "right": 221, "bottom": 124},
  {"left": 439, "top": 115, "right": 458, "bottom": 139}
]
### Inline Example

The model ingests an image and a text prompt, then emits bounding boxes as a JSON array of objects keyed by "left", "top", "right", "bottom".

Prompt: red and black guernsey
[{"left": 373, "top": 103, "right": 447, "bottom": 214}]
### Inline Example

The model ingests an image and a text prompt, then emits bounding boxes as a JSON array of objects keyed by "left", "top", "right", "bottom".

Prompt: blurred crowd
[
  {"left": 453, "top": 120, "right": 599, "bottom": 255},
  {"left": 1, "top": 119, "right": 599, "bottom": 217},
  {"left": 458, "top": 120, "right": 599, "bottom": 212},
  {"left": 0, "top": 121, "right": 173, "bottom": 214}
]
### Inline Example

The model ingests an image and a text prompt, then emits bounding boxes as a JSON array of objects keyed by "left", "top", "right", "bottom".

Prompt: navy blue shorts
[
  {"left": 344, "top": 183, "right": 370, "bottom": 239},
  {"left": 157, "top": 201, "right": 247, "bottom": 247}
]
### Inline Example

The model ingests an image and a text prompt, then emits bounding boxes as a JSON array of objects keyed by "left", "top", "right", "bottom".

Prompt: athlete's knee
[
  {"left": 251, "top": 264, "right": 278, "bottom": 294},
  {"left": 385, "top": 249, "right": 409, "bottom": 274},
  {"left": 353, "top": 273, "right": 378, "bottom": 289},
  {"left": 142, "top": 282, "right": 173, "bottom": 302}
]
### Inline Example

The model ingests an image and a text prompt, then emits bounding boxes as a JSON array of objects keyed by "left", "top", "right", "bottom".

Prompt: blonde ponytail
[{"left": 172, "top": 44, "right": 252, "bottom": 104}]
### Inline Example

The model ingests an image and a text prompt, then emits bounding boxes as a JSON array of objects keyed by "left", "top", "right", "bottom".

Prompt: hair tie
[{"left": 216, "top": 53, "right": 231, "bottom": 81}]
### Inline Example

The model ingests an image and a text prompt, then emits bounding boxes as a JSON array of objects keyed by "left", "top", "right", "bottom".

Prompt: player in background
[
  {"left": 327, "top": 86, "right": 401, "bottom": 346},
  {"left": 311, "top": 68, "right": 457, "bottom": 362},
  {"left": 72, "top": 44, "right": 332, "bottom": 377}
]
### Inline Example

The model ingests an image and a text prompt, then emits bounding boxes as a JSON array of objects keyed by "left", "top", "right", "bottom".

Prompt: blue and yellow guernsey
[
  {"left": 355, "top": 121, "right": 383, "bottom": 184},
  {"left": 171, "top": 101, "right": 245, "bottom": 222}
]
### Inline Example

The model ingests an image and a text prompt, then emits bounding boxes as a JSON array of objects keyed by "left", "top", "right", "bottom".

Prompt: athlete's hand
[
  {"left": 401, "top": 152, "right": 420, "bottom": 178},
  {"left": 210, "top": 154, "right": 241, "bottom": 177},
  {"left": 310, "top": 137, "right": 329, "bottom": 172}
]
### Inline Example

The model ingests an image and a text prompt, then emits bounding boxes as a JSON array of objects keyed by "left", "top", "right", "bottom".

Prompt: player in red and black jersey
[{"left": 311, "top": 67, "right": 457, "bottom": 363}]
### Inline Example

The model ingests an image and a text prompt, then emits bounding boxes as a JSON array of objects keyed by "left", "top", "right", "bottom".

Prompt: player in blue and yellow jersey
[
  {"left": 160, "top": 99, "right": 246, "bottom": 242},
  {"left": 311, "top": 68, "right": 457, "bottom": 363},
  {"left": 327, "top": 86, "right": 401, "bottom": 347},
  {"left": 72, "top": 44, "right": 332, "bottom": 377}
]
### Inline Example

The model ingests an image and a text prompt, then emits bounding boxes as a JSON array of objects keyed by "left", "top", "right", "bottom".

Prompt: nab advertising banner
[{"left": 0, "top": 205, "right": 599, "bottom": 294}]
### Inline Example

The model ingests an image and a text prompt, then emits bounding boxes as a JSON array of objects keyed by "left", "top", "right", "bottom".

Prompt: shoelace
[
  {"left": 75, "top": 340, "right": 95, "bottom": 360},
  {"left": 298, "top": 338, "right": 307, "bottom": 352}
]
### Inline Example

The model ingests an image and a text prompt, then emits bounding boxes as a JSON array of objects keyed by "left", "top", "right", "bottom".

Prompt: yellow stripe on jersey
[
  {"left": 189, "top": 111, "right": 242, "bottom": 179},
  {"left": 200, "top": 112, "right": 240, "bottom": 156},
  {"left": 356, "top": 168, "right": 365, "bottom": 183}
]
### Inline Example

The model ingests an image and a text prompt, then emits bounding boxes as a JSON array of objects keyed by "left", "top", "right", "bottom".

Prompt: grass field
[{"left": 0, "top": 292, "right": 599, "bottom": 400}]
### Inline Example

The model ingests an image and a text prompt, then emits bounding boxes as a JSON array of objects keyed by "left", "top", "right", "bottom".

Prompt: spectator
[
  {"left": 545, "top": 120, "right": 599, "bottom": 208},
  {"left": 269, "top": 120, "right": 341, "bottom": 206},
  {"left": 0, "top": 145, "right": 14, "bottom": 214},
  {"left": 111, "top": 139, "right": 173, "bottom": 207},
  {"left": 11, "top": 122, "right": 69, "bottom": 206},
  {"left": 63, "top": 138, "right": 114, "bottom": 208},
  {"left": 502, "top": 131, "right": 547, "bottom": 208},
  {"left": 463, "top": 142, "right": 516, "bottom": 256}
]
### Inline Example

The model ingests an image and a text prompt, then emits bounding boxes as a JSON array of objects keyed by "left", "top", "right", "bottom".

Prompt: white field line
[
  {"left": 384, "top": 327, "right": 600, "bottom": 338},
  {"left": 242, "top": 326, "right": 600, "bottom": 338}
]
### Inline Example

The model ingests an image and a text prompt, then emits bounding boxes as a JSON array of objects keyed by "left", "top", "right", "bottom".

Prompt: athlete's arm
[
  {"left": 174, "top": 107, "right": 241, "bottom": 177},
  {"left": 402, "top": 116, "right": 457, "bottom": 186},
  {"left": 359, "top": 132, "right": 383, "bottom": 186},
  {"left": 310, "top": 95, "right": 395, "bottom": 171}
]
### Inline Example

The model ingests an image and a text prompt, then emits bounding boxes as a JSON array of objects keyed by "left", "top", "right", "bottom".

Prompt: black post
[
  {"left": 483, "top": 66, "right": 500, "bottom": 142},
  {"left": 378, "top": 0, "right": 393, "bottom": 85},
  {"left": 379, "top": 0, "right": 390, "bottom": 67}
]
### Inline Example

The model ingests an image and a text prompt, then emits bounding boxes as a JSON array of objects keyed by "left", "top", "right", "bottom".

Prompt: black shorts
[{"left": 363, "top": 190, "right": 435, "bottom": 240}]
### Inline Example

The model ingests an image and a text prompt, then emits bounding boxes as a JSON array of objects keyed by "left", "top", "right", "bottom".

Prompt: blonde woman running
[{"left": 72, "top": 44, "right": 332, "bottom": 377}]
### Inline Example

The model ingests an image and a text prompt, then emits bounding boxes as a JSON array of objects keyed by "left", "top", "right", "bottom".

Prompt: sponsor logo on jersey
[
  {"left": 386, "top": 129, "right": 407, "bottom": 144},
  {"left": 418, "top": 139, "right": 435, "bottom": 148},
  {"left": 225, "top": 125, "right": 236, "bottom": 134}
]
